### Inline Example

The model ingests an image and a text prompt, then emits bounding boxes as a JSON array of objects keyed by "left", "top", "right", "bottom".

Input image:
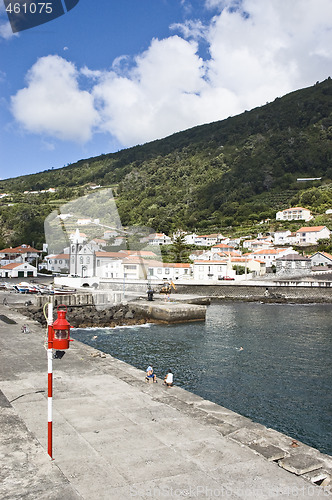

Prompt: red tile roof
[
  {"left": 48, "top": 254, "right": 69, "bottom": 260},
  {"left": 0, "top": 245, "right": 41, "bottom": 254},
  {"left": 212, "top": 243, "right": 235, "bottom": 249},
  {"left": 281, "top": 207, "right": 310, "bottom": 211},
  {"left": 253, "top": 248, "right": 285, "bottom": 255},
  {"left": 95, "top": 251, "right": 128, "bottom": 258},
  {"left": 296, "top": 226, "right": 327, "bottom": 233},
  {"left": 193, "top": 260, "right": 228, "bottom": 264},
  {"left": 1, "top": 262, "right": 24, "bottom": 269}
]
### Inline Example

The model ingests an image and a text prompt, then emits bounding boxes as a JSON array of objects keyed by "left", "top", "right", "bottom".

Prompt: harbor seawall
[
  {"left": 175, "top": 283, "right": 332, "bottom": 302},
  {"left": 9, "top": 280, "right": 331, "bottom": 328}
]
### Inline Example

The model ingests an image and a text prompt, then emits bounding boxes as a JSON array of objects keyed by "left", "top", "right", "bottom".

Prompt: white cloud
[
  {"left": 202, "top": 0, "right": 332, "bottom": 111},
  {"left": 93, "top": 35, "right": 209, "bottom": 145},
  {"left": 9, "top": 0, "right": 332, "bottom": 149},
  {"left": 80, "top": 66, "right": 104, "bottom": 80},
  {"left": 0, "top": 21, "right": 17, "bottom": 40},
  {"left": 170, "top": 20, "right": 208, "bottom": 42},
  {"left": 11, "top": 55, "right": 99, "bottom": 142}
]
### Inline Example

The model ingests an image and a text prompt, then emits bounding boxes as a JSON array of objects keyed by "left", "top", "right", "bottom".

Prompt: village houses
[
  {"left": 249, "top": 247, "right": 295, "bottom": 268},
  {"left": 0, "top": 245, "right": 41, "bottom": 266},
  {"left": 5, "top": 212, "right": 331, "bottom": 284}
]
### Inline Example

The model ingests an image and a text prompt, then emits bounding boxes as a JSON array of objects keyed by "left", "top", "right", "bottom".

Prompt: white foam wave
[{"left": 72, "top": 323, "right": 153, "bottom": 332}]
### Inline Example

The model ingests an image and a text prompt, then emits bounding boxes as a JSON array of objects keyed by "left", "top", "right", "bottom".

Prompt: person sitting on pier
[
  {"left": 163, "top": 369, "right": 173, "bottom": 387},
  {"left": 145, "top": 365, "right": 157, "bottom": 383}
]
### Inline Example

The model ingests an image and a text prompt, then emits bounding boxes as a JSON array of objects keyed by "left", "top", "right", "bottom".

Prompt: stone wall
[
  {"left": 21, "top": 302, "right": 145, "bottom": 328},
  {"left": 175, "top": 284, "right": 332, "bottom": 302}
]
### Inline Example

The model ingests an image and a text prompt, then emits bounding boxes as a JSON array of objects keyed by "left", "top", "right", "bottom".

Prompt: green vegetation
[{"left": 1, "top": 78, "right": 332, "bottom": 248}]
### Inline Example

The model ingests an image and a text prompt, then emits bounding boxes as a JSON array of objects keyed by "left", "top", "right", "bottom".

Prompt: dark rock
[{"left": 113, "top": 309, "right": 124, "bottom": 320}]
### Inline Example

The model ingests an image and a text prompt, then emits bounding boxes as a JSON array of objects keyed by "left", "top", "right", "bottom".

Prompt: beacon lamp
[{"left": 48, "top": 305, "right": 72, "bottom": 358}]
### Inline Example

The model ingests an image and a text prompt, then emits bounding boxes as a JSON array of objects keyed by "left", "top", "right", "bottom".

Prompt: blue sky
[{"left": 0, "top": 0, "right": 332, "bottom": 180}]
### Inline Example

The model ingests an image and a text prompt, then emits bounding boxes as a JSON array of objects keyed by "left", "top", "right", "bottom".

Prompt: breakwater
[
  {"left": 175, "top": 283, "right": 332, "bottom": 302},
  {"left": 22, "top": 295, "right": 206, "bottom": 326},
  {"left": 21, "top": 301, "right": 144, "bottom": 328}
]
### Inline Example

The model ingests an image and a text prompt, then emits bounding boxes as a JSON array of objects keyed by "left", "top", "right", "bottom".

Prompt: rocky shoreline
[
  {"left": 19, "top": 303, "right": 149, "bottom": 329},
  {"left": 12, "top": 293, "right": 332, "bottom": 330}
]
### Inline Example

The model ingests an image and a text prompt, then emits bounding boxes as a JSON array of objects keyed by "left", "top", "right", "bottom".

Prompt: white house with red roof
[
  {"left": 242, "top": 239, "right": 273, "bottom": 251},
  {"left": 148, "top": 233, "right": 172, "bottom": 245},
  {"left": 90, "top": 238, "right": 107, "bottom": 248},
  {"left": 192, "top": 247, "right": 241, "bottom": 261},
  {"left": 121, "top": 256, "right": 150, "bottom": 280},
  {"left": 192, "top": 260, "right": 234, "bottom": 281},
  {"left": 296, "top": 226, "right": 331, "bottom": 245},
  {"left": 250, "top": 248, "right": 295, "bottom": 267},
  {"left": 45, "top": 254, "right": 70, "bottom": 273},
  {"left": 95, "top": 252, "right": 127, "bottom": 279},
  {"left": 147, "top": 261, "right": 191, "bottom": 281},
  {"left": 103, "top": 230, "right": 119, "bottom": 240},
  {"left": 193, "top": 234, "right": 223, "bottom": 246},
  {"left": 0, "top": 262, "right": 37, "bottom": 278},
  {"left": 273, "top": 230, "right": 297, "bottom": 246},
  {"left": 211, "top": 243, "right": 238, "bottom": 253},
  {"left": 276, "top": 207, "right": 312, "bottom": 222}
]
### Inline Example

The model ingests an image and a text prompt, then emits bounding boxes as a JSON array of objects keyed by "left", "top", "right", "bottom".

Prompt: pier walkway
[{"left": 0, "top": 303, "right": 331, "bottom": 499}]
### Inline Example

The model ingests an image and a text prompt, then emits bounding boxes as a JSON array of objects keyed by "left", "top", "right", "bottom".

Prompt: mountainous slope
[{"left": 1, "top": 78, "right": 332, "bottom": 247}]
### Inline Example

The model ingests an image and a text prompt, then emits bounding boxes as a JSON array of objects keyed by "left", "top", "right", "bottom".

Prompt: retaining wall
[{"left": 175, "top": 284, "right": 332, "bottom": 302}]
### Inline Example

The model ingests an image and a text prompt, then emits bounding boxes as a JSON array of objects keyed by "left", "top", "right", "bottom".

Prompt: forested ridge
[{"left": 1, "top": 78, "right": 332, "bottom": 248}]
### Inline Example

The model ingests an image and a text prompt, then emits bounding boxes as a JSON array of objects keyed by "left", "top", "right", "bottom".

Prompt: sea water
[{"left": 71, "top": 302, "right": 332, "bottom": 455}]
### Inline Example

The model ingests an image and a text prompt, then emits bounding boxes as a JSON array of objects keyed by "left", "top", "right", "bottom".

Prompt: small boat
[
  {"left": 14, "top": 282, "right": 39, "bottom": 294},
  {"left": 53, "top": 288, "right": 76, "bottom": 295}
]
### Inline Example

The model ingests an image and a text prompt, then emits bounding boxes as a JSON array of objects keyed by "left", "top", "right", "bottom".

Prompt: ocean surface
[{"left": 71, "top": 302, "right": 332, "bottom": 456}]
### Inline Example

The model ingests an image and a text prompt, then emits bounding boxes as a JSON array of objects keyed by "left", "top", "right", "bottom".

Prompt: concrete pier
[
  {"left": 0, "top": 303, "right": 331, "bottom": 499},
  {"left": 130, "top": 298, "right": 207, "bottom": 323}
]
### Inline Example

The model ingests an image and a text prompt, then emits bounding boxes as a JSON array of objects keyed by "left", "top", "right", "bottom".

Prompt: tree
[{"left": 316, "top": 238, "right": 332, "bottom": 253}]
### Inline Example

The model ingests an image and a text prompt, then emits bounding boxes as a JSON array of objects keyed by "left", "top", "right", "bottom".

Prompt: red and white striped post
[{"left": 47, "top": 302, "right": 53, "bottom": 460}]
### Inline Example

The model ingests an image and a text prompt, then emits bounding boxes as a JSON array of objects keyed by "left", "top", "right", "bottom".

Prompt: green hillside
[{"left": 1, "top": 78, "right": 332, "bottom": 248}]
